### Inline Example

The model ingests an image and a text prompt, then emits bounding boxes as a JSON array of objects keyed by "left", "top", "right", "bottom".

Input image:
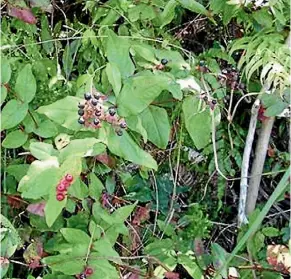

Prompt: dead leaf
[
  {"left": 267, "top": 244, "right": 291, "bottom": 274},
  {"left": 7, "top": 5, "right": 37, "bottom": 24},
  {"left": 7, "top": 195, "right": 24, "bottom": 209},
  {"left": 132, "top": 205, "right": 150, "bottom": 226},
  {"left": 164, "top": 271, "right": 180, "bottom": 279},
  {"left": 27, "top": 201, "right": 46, "bottom": 217},
  {"left": 95, "top": 152, "right": 116, "bottom": 168}
]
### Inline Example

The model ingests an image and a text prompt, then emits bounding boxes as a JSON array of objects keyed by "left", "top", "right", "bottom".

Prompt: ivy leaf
[
  {"left": 15, "top": 64, "right": 36, "bottom": 103},
  {"left": 2, "top": 130, "right": 28, "bottom": 149},
  {"left": 117, "top": 73, "right": 176, "bottom": 117},
  {"left": 140, "top": 106, "right": 170, "bottom": 149},
  {"left": 182, "top": 96, "right": 211, "bottom": 149},
  {"left": 105, "top": 30, "right": 135, "bottom": 79},
  {"left": 1, "top": 99, "right": 28, "bottom": 131},
  {"left": 105, "top": 126, "right": 157, "bottom": 170},
  {"left": 105, "top": 63, "right": 121, "bottom": 96},
  {"left": 177, "top": 0, "right": 208, "bottom": 15},
  {"left": 37, "top": 96, "right": 82, "bottom": 130}
]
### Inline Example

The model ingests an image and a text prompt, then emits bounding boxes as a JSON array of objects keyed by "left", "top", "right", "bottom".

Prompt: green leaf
[
  {"left": 68, "top": 178, "right": 88, "bottom": 200},
  {"left": 1, "top": 99, "right": 28, "bottom": 131},
  {"left": 61, "top": 228, "right": 91, "bottom": 245},
  {"left": 212, "top": 243, "right": 228, "bottom": 277},
  {"left": 126, "top": 114, "right": 148, "bottom": 143},
  {"left": 117, "top": 73, "right": 176, "bottom": 117},
  {"left": 34, "top": 119, "right": 58, "bottom": 138},
  {"left": 37, "top": 96, "right": 82, "bottom": 130},
  {"left": 160, "top": 0, "right": 178, "bottom": 28},
  {"left": 140, "top": 106, "right": 170, "bottom": 149},
  {"left": 264, "top": 102, "right": 287, "bottom": 117},
  {"left": 41, "top": 15, "right": 54, "bottom": 54},
  {"left": 105, "top": 63, "right": 121, "bottom": 96},
  {"left": 92, "top": 237, "right": 120, "bottom": 259},
  {"left": 42, "top": 254, "right": 84, "bottom": 275},
  {"left": 18, "top": 160, "right": 60, "bottom": 199},
  {"left": 89, "top": 173, "right": 104, "bottom": 200},
  {"left": 105, "top": 30, "right": 135, "bottom": 79},
  {"left": 111, "top": 203, "right": 136, "bottom": 223},
  {"left": 261, "top": 227, "right": 281, "bottom": 237},
  {"left": 59, "top": 138, "right": 105, "bottom": 162},
  {"left": 15, "top": 64, "right": 36, "bottom": 103},
  {"left": 2, "top": 130, "right": 28, "bottom": 148},
  {"left": 29, "top": 142, "right": 58, "bottom": 161},
  {"left": 177, "top": 0, "right": 208, "bottom": 15},
  {"left": 1, "top": 57, "right": 11, "bottom": 83},
  {"left": 178, "top": 254, "right": 203, "bottom": 278},
  {"left": 182, "top": 96, "right": 211, "bottom": 149},
  {"left": 87, "top": 257, "right": 119, "bottom": 279},
  {"left": 1, "top": 85, "right": 7, "bottom": 104},
  {"left": 6, "top": 164, "right": 29, "bottom": 181},
  {"left": 131, "top": 43, "right": 157, "bottom": 63},
  {"left": 45, "top": 185, "right": 67, "bottom": 227},
  {"left": 106, "top": 126, "right": 157, "bottom": 170}
]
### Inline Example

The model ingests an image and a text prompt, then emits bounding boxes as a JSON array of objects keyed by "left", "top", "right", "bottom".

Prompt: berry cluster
[
  {"left": 218, "top": 66, "right": 245, "bottom": 90},
  {"left": 56, "top": 174, "right": 73, "bottom": 201},
  {"left": 77, "top": 92, "right": 127, "bottom": 136},
  {"left": 77, "top": 267, "right": 94, "bottom": 279}
]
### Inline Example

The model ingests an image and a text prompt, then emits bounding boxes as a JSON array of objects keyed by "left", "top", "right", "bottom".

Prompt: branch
[{"left": 238, "top": 99, "right": 260, "bottom": 226}]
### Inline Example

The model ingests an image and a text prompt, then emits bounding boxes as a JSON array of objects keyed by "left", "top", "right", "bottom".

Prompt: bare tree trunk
[{"left": 246, "top": 117, "right": 275, "bottom": 215}]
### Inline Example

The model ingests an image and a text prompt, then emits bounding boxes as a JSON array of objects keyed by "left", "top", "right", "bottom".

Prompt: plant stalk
[{"left": 246, "top": 116, "right": 275, "bottom": 215}]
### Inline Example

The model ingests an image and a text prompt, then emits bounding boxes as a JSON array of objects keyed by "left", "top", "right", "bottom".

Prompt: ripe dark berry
[
  {"left": 95, "top": 111, "right": 101, "bottom": 117},
  {"left": 108, "top": 107, "right": 116, "bottom": 116},
  {"left": 78, "top": 103, "right": 85, "bottom": 109},
  {"left": 85, "top": 267, "right": 94, "bottom": 275},
  {"left": 57, "top": 183, "right": 66, "bottom": 192},
  {"left": 84, "top": 92, "right": 91, "bottom": 100},
  {"left": 116, "top": 130, "right": 123, "bottom": 136},
  {"left": 91, "top": 99, "right": 98, "bottom": 106},
  {"left": 93, "top": 93, "right": 100, "bottom": 100},
  {"left": 56, "top": 193, "right": 65, "bottom": 201},
  {"left": 65, "top": 174, "right": 73, "bottom": 182},
  {"left": 79, "top": 274, "right": 87, "bottom": 279},
  {"left": 78, "top": 109, "right": 85, "bottom": 116},
  {"left": 161, "top": 58, "right": 168, "bottom": 65},
  {"left": 199, "top": 60, "right": 205, "bottom": 66},
  {"left": 120, "top": 122, "right": 127, "bottom": 129},
  {"left": 93, "top": 118, "right": 100, "bottom": 125},
  {"left": 211, "top": 99, "right": 217, "bottom": 105},
  {"left": 222, "top": 69, "right": 228, "bottom": 74},
  {"left": 78, "top": 117, "right": 85, "bottom": 125}
]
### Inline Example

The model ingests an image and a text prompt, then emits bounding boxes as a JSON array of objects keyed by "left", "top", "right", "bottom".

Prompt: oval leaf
[{"left": 2, "top": 130, "right": 28, "bottom": 148}]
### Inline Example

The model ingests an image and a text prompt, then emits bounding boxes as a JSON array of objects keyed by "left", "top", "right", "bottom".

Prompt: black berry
[
  {"left": 222, "top": 69, "right": 228, "bottom": 74},
  {"left": 93, "top": 118, "right": 100, "bottom": 125},
  {"left": 78, "top": 103, "right": 85, "bottom": 109},
  {"left": 116, "top": 130, "right": 123, "bottom": 136},
  {"left": 91, "top": 99, "right": 98, "bottom": 106},
  {"left": 78, "top": 109, "right": 84, "bottom": 116},
  {"left": 108, "top": 107, "right": 116, "bottom": 116},
  {"left": 78, "top": 117, "right": 85, "bottom": 124},
  {"left": 95, "top": 111, "right": 101, "bottom": 117},
  {"left": 161, "top": 58, "right": 168, "bottom": 65},
  {"left": 211, "top": 99, "right": 217, "bottom": 105},
  {"left": 120, "top": 122, "right": 127, "bottom": 129},
  {"left": 199, "top": 60, "right": 205, "bottom": 66},
  {"left": 84, "top": 92, "right": 91, "bottom": 100},
  {"left": 93, "top": 93, "right": 100, "bottom": 100},
  {"left": 79, "top": 274, "right": 87, "bottom": 279}
]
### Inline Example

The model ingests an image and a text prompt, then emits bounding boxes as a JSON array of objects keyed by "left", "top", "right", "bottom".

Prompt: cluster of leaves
[{"left": 1, "top": 0, "right": 290, "bottom": 278}]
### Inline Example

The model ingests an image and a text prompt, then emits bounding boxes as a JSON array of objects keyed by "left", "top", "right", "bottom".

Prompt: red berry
[
  {"left": 56, "top": 193, "right": 65, "bottom": 201},
  {"left": 61, "top": 180, "right": 70, "bottom": 189},
  {"left": 57, "top": 183, "right": 66, "bottom": 192},
  {"left": 85, "top": 267, "right": 93, "bottom": 275},
  {"left": 65, "top": 174, "right": 73, "bottom": 182}
]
